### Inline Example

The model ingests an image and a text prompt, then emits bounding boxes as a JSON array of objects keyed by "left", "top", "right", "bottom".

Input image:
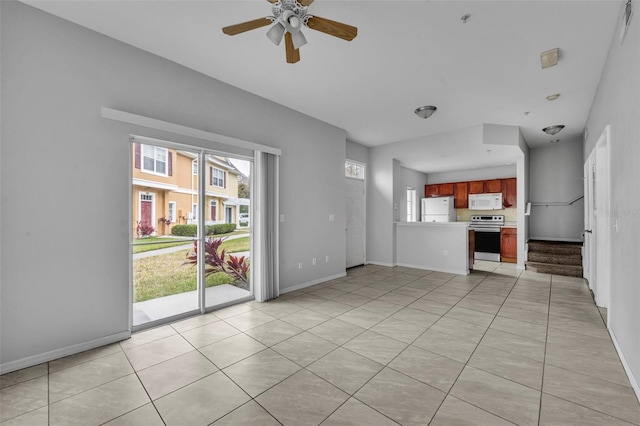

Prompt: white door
[
  {"left": 346, "top": 178, "right": 365, "bottom": 268},
  {"left": 583, "top": 154, "right": 595, "bottom": 289}
]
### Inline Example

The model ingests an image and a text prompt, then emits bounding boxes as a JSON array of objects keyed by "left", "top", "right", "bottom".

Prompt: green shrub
[
  {"left": 239, "top": 221, "right": 249, "bottom": 227},
  {"left": 171, "top": 224, "right": 197, "bottom": 236},
  {"left": 206, "top": 223, "right": 237, "bottom": 235}
]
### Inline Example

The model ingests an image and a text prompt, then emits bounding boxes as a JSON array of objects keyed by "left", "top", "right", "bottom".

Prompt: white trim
[
  {"left": 132, "top": 178, "right": 178, "bottom": 192},
  {"left": 0, "top": 331, "right": 131, "bottom": 375},
  {"left": 396, "top": 262, "right": 469, "bottom": 276},
  {"left": 346, "top": 158, "right": 367, "bottom": 268},
  {"left": 205, "top": 191, "right": 230, "bottom": 199},
  {"left": 102, "top": 107, "right": 282, "bottom": 156},
  {"left": 366, "top": 261, "right": 396, "bottom": 268},
  {"left": 138, "top": 191, "right": 155, "bottom": 234},
  {"left": 609, "top": 324, "right": 640, "bottom": 402},
  {"left": 279, "top": 273, "right": 348, "bottom": 294},
  {"left": 528, "top": 236, "right": 584, "bottom": 243}
]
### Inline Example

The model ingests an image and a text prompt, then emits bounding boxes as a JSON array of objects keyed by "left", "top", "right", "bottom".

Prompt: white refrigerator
[{"left": 421, "top": 196, "right": 456, "bottom": 222}]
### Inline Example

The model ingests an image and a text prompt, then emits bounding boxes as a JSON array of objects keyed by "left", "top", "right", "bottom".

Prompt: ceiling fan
[{"left": 222, "top": 0, "right": 358, "bottom": 64}]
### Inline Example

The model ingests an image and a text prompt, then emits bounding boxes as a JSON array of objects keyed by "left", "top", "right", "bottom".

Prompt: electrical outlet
[
  {"left": 298, "top": 263, "right": 302, "bottom": 269},
  {"left": 325, "top": 255, "right": 329, "bottom": 263},
  {"left": 443, "top": 250, "right": 448, "bottom": 256},
  {"left": 312, "top": 258, "right": 317, "bottom": 265}
]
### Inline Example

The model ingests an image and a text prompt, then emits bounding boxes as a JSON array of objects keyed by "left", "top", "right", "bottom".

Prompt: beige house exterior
[{"left": 132, "top": 143, "right": 246, "bottom": 236}]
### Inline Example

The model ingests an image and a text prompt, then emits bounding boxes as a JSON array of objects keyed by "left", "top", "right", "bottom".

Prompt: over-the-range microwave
[{"left": 469, "top": 193, "right": 503, "bottom": 210}]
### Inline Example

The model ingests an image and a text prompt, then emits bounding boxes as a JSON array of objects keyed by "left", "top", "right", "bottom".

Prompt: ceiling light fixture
[
  {"left": 415, "top": 106, "right": 437, "bottom": 119},
  {"left": 461, "top": 14, "right": 471, "bottom": 23},
  {"left": 542, "top": 125, "right": 565, "bottom": 135},
  {"left": 540, "top": 48, "right": 559, "bottom": 68},
  {"left": 546, "top": 93, "right": 561, "bottom": 101},
  {"left": 550, "top": 139, "right": 560, "bottom": 144}
]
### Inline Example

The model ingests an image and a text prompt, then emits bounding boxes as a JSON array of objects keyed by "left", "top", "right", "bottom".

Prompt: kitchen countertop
[
  {"left": 396, "top": 221, "right": 469, "bottom": 227},
  {"left": 502, "top": 222, "right": 517, "bottom": 227}
]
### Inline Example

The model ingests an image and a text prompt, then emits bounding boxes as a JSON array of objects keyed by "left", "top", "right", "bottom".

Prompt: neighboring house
[{"left": 132, "top": 143, "right": 247, "bottom": 236}]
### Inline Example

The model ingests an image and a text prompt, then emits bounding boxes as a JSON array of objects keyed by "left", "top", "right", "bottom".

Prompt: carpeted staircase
[{"left": 526, "top": 240, "right": 583, "bottom": 277}]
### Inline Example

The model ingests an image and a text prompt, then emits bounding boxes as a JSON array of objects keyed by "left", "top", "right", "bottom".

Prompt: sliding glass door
[{"left": 131, "top": 137, "right": 252, "bottom": 329}]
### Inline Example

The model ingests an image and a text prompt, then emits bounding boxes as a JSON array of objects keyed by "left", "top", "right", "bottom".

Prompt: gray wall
[
  {"left": 427, "top": 165, "right": 516, "bottom": 184},
  {"left": 346, "top": 140, "right": 369, "bottom": 165},
  {"left": 584, "top": 1, "right": 640, "bottom": 392},
  {"left": 529, "top": 138, "right": 584, "bottom": 241},
  {"left": 0, "top": 2, "right": 347, "bottom": 369}
]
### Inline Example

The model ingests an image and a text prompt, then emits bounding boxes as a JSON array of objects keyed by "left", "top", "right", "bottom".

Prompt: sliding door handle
[{"left": 584, "top": 230, "right": 592, "bottom": 234}]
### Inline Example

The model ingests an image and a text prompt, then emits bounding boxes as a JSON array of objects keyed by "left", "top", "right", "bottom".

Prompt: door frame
[
  {"left": 345, "top": 159, "right": 367, "bottom": 268},
  {"left": 585, "top": 125, "right": 611, "bottom": 310}
]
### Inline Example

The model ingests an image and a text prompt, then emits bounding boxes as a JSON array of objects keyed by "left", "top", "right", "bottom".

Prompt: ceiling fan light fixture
[
  {"left": 266, "top": 22, "right": 286, "bottom": 45},
  {"left": 542, "top": 125, "right": 565, "bottom": 135},
  {"left": 290, "top": 30, "right": 307, "bottom": 49},
  {"left": 415, "top": 106, "right": 437, "bottom": 119}
]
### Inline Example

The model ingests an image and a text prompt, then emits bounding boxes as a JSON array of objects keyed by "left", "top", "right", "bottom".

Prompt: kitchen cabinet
[
  {"left": 425, "top": 184, "right": 439, "bottom": 197},
  {"left": 500, "top": 227, "right": 517, "bottom": 263},
  {"left": 439, "top": 183, "right": 454, "bottom": 196},
  {"left": 454, "top": 182, "right": 469, "bottom": 208},
  {"left": 502, "top": 178, "right": 517, "bottom": 208},
  {"left": 469, "top": 181, "right": 485, "bottom": 194},
  {"left": 485, "top": 179, "right": 502, "bottom": 193},
  {"left": 468, "top": 229, "right": 475, "bottom": 270}
]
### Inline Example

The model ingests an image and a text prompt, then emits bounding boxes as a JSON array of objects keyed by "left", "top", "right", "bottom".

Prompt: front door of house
[
  {"left": 139, "top": 193, "right": 154, "bottom": 229},
  {"left": 225, "top": 206, "right": 233, "bottom": 223}
]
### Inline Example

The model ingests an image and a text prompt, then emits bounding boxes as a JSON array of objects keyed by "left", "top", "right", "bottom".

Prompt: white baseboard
[
  {"left": 0, "top": 330, "right": 131, "bottom": 375},
  {"left": 366, "top": 261, "right": 396, "bottom": 267},
  {"left": 609, "top": 322, "right": 640, "bottom": 403},
  {"left": 280, "top": 272, "right": 347, "bottom": 294},
  {"left": 395, "top": 263, "right": 468, "bottom": 276}
]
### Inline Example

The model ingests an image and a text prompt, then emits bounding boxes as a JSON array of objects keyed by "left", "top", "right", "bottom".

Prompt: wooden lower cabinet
[
  {"left": 500, "top": 227, "right": 517, "bottom": 263},
  {"left": 469, "top": 229, "right": 475, "bottom": 270}
]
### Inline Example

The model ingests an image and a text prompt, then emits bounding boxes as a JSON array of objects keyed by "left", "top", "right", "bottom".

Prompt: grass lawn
[
  {"left": 132, "top": 237, "right": 193, "bottom": 254},
  {"left": 133, "top": 236, "right": 251, "bottom": 302}
]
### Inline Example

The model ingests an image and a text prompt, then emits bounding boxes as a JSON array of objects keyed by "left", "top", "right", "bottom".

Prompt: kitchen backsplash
[{"left": 456, "top": 208, "right": 517, "bottom": 222}]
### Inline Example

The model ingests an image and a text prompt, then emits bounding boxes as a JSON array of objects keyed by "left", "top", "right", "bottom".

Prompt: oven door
[{"left": 473, "top": 228, "right": 501, "bottom": 261}]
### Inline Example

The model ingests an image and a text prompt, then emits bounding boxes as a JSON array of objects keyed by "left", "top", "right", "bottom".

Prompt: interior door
[
  {"left": 346, "top": 177, "right": 365, "bottom": 268},
  {"left": 583, "top": 158, "right": 593, "bottom": 287}
]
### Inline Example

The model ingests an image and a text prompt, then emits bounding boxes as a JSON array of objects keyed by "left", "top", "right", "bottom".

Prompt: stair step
[
  {"left": 527, "top": 252, "right": 583, "bottom": 265},
  {"left": 526, "top": 261, "right": 583, "bottom": 278},
  {"left": 528, "top": 241, "right": 582, "bottom": 255}
]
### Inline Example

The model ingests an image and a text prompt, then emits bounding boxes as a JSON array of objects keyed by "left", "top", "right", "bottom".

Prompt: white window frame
[
  {"left": 192, "top": 160, "right": 198, "bottom": 175},
  {"left": 345, "top": 160, "right": 365, "bottom": 180},
  {"left": 191, "top": 203, "right": 198, "bottom": 220},
  {"left": 168, "top": 201, "right": 176, "bottom": 223},
  {"left": 407, "top": 187, "right": 417, "bottom": 222},
  {"left": 141, "top": 144, "right": 169, "bottom": 177},
  {"left": 212, "top": 168, "right": 226, "bottom": 188}
]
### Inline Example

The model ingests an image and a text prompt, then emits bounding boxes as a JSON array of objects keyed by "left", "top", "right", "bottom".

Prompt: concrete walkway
[{"left": 133, "top": 232, "right": 249, "bottom": 260}]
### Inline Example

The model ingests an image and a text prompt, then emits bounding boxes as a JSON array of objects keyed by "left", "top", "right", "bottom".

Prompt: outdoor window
[
  {"left": 345, "top": 160, "right": 365, "bottom": 180},
  {"left": 192, "top": 161, "right": 198, "bottom": 175},
  {"left": 191, "top": 203, "right": 198, "bottom": 220},
  {"left": 168, "top": 201, "right": 176, "bottom": 223},
  {"left": 212, "top": 168, "right": 226, "bottom": 188},
  {"left": 407, "top": 187, "right": 417, "bottom": 222},
  {"left": 142, "top": 144, "right": 168, "bottom": 175}
]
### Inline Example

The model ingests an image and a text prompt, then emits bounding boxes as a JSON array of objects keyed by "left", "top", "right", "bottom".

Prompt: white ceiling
[{"left": 24, "top": 0, "right": 620, "bottom": 172}]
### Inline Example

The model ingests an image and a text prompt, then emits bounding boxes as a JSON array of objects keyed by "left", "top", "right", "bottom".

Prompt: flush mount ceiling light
[
  {"left": 542, "top": 125, "right": 565, "bottom": 135},
  {"left": 415, "top": 106, "right": 437, "bottom": 119},
  {"left": 541, "top": 48, "right": 559, "bottom": 69},
  {"left": 550, "top": 139, "right": 560, "bottom": 144}
]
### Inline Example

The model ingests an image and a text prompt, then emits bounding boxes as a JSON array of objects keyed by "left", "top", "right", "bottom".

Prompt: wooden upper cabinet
[
  {"left": 502, "top": 178, "right": 517, "bottom": 208},
  {"left": 439, "top": 183, "right": 454, "bottom": 196},
  {"left": 454, "top": 182, "right": 469, "bottom": 208},
  {"left": 485, "top": 179, "right": 502, "bottom": 193},
  {"left": 468, "top": 181, "right": 484, "bottom": 194},
  {"left": 425, "top": 184, "right": 439, "bottom": 197}
]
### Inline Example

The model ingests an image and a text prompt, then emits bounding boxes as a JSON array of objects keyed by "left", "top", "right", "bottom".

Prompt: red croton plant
[{"left": 183, "top": 237, "right": 249, "bottom": 285}]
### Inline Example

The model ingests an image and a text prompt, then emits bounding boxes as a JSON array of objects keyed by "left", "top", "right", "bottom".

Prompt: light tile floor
[{"left": 2, "top": 262, "right": 640, "bottom": 425}]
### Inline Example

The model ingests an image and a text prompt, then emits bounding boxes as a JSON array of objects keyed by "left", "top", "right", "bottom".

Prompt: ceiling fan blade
[
  {"left": 298, "top": 0, "right": 314, "bottom": 6},
  {"left": 306, "top": 16, "right": 357, "bottom": 41},
  {"left": 266, "top": 0, "right": 278, "bottom": 3},
  {"left": 284, "top": 32, "right": 300, "bottom": 64},
  {"left": 222, "top": 17, "right": 272, "bottom": 36}
]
